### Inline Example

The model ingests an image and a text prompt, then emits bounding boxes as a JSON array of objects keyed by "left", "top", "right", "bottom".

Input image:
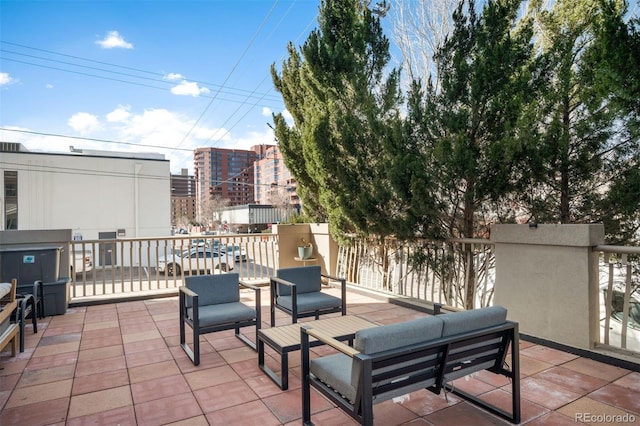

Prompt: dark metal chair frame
[
  {"left": 269, "top": 267, "right": 346, "bottom": 326},
  {"left": 179, "top": 275, "right": 261, "bottom": 366}
]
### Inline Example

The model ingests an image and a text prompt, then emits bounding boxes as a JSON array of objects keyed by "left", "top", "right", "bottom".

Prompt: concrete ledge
[{"left": 491, "top": 224, "right": 604, "bottom": 247}]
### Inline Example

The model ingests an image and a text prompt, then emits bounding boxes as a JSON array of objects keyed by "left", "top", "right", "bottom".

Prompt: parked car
[
  {"left": 71, "top": 249, "right": 93, "bottom": 276},
  {"left": 157, "top": 246, "right": 233, "bottom": 276},
  {"left": 217, "top": 244, "right": 247, "bottom": 262}
]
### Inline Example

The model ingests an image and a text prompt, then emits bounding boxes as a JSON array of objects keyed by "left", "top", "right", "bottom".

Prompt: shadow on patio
[{"left": 1, "top": 287, "right": 639, "bottom": 425}]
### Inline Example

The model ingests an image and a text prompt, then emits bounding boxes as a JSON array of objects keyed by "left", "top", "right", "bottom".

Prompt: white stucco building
[{"left": 0, "top": 143, "right": 171, "bottom": 239}]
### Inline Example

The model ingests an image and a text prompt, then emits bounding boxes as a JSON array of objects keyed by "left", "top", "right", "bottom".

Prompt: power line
[
  {"left": 0, "top": 42, "right": 283, "bottom": 103},
  {"left": 172, "top": 0, "right": 282, "bottom": 154},
  {"left": 0, "top": 127, "right": 194, "bottom": 152}
]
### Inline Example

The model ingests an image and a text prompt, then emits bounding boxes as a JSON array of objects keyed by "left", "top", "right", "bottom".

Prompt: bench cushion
[
  {"left": 311, "top": 317, "right": 444, "bottom": 403},
  {"left": 439, "top": 306, "right": 509, "bottom": 382},
  {"left": 0, "top": 283, "right": 11, "bottom": 299},
  {"left": 355, "top": 316, "right": 444, "bottom": 354},
  {"left": 439, "top": 305, "right": 507, "bottom": 337}
]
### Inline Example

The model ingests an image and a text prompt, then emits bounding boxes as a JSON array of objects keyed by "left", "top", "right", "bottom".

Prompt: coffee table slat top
[{"left": 259, "top": 315, "right": 376, "bottom": 351}]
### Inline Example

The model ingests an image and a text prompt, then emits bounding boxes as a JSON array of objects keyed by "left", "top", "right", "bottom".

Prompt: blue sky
[{"left": 0, "top": 0, "right": 326, "bottom": 173}]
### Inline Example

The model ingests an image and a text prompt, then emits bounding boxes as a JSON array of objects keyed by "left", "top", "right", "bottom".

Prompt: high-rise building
[
  {"left": 170, "top": 168, "right": 196, "bottom": 226},
  {"left": 194, "top": 148, "right": 257, "bottom": 223},
  {"left": 254, "top": 145, "right": 300, "bottom": 210}
]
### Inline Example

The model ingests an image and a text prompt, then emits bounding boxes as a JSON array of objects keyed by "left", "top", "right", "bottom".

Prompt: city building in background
[
  {"left": 254, "top": 145, "right": 300, "bottom": 211},
  {"left": 170, "top": 168, "right": 196, "bottom": 227},
  {"left": 194, "top": 147, "right": 257, "bottom": 226}
]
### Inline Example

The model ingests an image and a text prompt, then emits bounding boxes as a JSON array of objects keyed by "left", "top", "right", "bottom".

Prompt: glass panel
[{"left": 4, "top": 170, "right": 17, "bottom": 229}]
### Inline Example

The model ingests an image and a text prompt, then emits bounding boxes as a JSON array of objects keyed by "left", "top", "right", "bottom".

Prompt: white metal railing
[
  {"left": 595, "top": 245, "right": 640, "bottom": 355},
  {"left": 69, "top": 234, "right": 278, "bottom": 301},
  {"left": 336, "top": 237, "right": 495, "bottom": 310}
]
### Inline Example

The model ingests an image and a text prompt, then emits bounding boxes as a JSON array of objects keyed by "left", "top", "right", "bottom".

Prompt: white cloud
[
  {"left": 262, "top": 107, "right": 272, "bottom": 117},
  {"left": 68, "top": 112, "right": 101, "bottom": 134},
  {"left": 164, "top": 73, "right": 184, "bottom": 81},
  {"left": 10, "top": 106, "right": 274, "bottom": 174},
  {"left": 96, "top": 31, "right": 133, "bottom": 49},
  {"left": 170, "top": 80, "right": 210, "bottom": 97},
  {"left": 106, "top": 105, "right": 132, "bottom": 123},
  {"left": 46, "top": 83, "right": 53, "bottom": 89},
  {"left": 0, "top": 72, "right": 17, "bottom": 86}
]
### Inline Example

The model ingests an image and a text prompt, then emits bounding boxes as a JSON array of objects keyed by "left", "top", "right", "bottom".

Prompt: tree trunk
[{"left": 463, "top": 178, "right": 476, "bottom": 310}]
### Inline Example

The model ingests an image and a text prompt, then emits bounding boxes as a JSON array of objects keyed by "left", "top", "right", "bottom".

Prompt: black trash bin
[{"left": 0, "top": 246, "right": 69, "bottom": 316}]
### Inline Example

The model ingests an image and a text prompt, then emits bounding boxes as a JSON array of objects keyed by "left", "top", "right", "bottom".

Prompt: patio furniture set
[
  {"left": 0, "top": 278, "right": 44, "bottom": 355},
  {"left": 178, "top": 265, "right": 521, "bottom": 425}
]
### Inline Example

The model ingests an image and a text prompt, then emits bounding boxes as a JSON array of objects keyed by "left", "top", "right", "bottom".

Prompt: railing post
[{"left": 492, "top": 224, "right": 604, "bottom": 350}]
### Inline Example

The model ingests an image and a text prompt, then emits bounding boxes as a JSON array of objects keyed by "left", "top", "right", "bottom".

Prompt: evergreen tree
[
  {"left": 271, "top": 0, "right": 440, "bottom": 242},
  {"left": 519, "top": 0, "right": 639, "bottom": 243},
  {"left": 407, "top": 0, "right": 536, "bottom": 308}
]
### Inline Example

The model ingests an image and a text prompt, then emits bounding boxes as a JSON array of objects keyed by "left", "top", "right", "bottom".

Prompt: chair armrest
[
  {"left": 302, "top": 326, "right": 360, "bottom": 358},
  {"left": 179, "top": 286, "right": 198, "bottom": 298},
  {"left": 321, "top": 273, "right": 345, "bottom": 284},
  {"left": 270, "top": 277, "right": 296, "bottom": 288},
  {"left": 240, "top": 280, "right": 262, "bottom": 322},
  {"left": 239, "top": 281, "right": 260, "bottom": 291}
]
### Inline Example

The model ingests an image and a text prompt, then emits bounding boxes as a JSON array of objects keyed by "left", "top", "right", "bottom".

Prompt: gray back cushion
[
  {"left": 185, "top": 273, "right": 240, "bottom": 306},
  {"left": 276, "top": 266, "right": 321, "bottom": 295},
  {"left": 355, "top": 316, "right": 444, "bottom": 354},
  {"left": 439, "top": 305, "right": 508, "bottom": 337}
]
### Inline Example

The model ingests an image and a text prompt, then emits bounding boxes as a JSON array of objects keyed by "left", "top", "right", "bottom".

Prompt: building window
[{"left": 4, "top": 170, "right": 17, "bottom": 230}]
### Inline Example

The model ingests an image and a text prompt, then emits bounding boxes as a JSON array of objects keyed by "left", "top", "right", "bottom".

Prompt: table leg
[{"left": 258, "top": 338, "right": 290, "bottom": 390}]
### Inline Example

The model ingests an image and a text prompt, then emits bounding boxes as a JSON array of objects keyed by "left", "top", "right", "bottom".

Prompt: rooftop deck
[{"left": 1, "top": 287, "right": 638, "bottom": 425}]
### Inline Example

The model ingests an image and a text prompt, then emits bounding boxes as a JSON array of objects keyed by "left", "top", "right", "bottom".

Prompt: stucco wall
[
  {"left": 493, "top": 224, "right": 604, "bottom": 349},
  {"left": 273, "top": 223, "right": 338, "bottom": 276}
]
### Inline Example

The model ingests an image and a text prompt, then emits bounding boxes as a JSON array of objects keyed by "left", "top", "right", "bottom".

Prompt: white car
[
  {"left": 218, "top": 244, "right": 247, "bottom": 262},
  {"left": 71, "top": 249, "right": 93, "bottom": 276},
  {"left": 158, "top": 247, "right": 233, "bottom": 276}
]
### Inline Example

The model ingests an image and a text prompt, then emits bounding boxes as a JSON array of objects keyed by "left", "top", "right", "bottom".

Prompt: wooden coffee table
[{"left": 258, "top": 315, "right": 377, "bottom": 390}]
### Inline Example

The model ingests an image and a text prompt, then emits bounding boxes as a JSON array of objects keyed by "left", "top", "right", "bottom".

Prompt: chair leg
[{"left": 192, "top": 326, "right": 200, "bottom": 366}]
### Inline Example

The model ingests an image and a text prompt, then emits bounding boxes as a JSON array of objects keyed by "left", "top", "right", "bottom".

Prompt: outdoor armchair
[
  {"left": 269, "top": 265, "right": 346, "bottom": 326},
  {"left": 179, "top": 273, "right": 261, "bottom": 366}
]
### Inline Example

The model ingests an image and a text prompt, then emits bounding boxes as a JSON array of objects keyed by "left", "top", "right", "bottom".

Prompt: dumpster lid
[{"left": 0, "top": 246, "right": 64, "bottom": 253}]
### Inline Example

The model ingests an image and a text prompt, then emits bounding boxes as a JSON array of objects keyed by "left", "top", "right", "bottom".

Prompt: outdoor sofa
[{"left": 301, "top": 305, "right": 520, "bottom": 425}]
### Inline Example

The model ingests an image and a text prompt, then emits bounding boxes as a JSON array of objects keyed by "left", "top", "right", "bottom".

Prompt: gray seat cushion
[
  {"left": 276, "top": 292, "right": 341, "bottom": 313},
  {"left": 189, "top": 302, "right": 256, "bottom": 328}
]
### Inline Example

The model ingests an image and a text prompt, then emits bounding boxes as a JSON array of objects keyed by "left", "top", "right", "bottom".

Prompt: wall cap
[{"left": 491, "top": 224, "right": 605, "bottom": 247}]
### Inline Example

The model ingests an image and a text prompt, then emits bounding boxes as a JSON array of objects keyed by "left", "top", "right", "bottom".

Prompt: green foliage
[
  {"left": 515, "top": 0, "right": 639, "bottom": 243},
  {"left": 272, "top": 0, "right": 639, "bottom": 247},
  {"left": 272, "top": 0, "right": 441, "bottom": 244},
  {"left": 408, "top": 0, "right": 537, "bottom": 239},
  {"left": 282, "top": 211, "right": 313, "bottom": 224}
]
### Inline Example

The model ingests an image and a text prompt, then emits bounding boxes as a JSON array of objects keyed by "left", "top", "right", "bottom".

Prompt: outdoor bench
[
  {"left": 0, "top": 279, "right": 19, "bottom": 357},
  {"left": 301, "top": 305, "right": 520, "bottom": 425}
]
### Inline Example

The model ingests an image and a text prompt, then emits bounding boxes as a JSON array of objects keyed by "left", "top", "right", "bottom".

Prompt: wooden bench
[
  {"left": 301, "top": 306, "right": 520, "bottom": 425},
  {"left": 0, "top": 279, "right": 19, "bottom": 357}
]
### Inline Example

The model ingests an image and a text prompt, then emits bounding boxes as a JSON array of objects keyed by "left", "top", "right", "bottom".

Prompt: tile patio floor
[{"left": 1, "top": 287, "right": 639, "bottom": 425}]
